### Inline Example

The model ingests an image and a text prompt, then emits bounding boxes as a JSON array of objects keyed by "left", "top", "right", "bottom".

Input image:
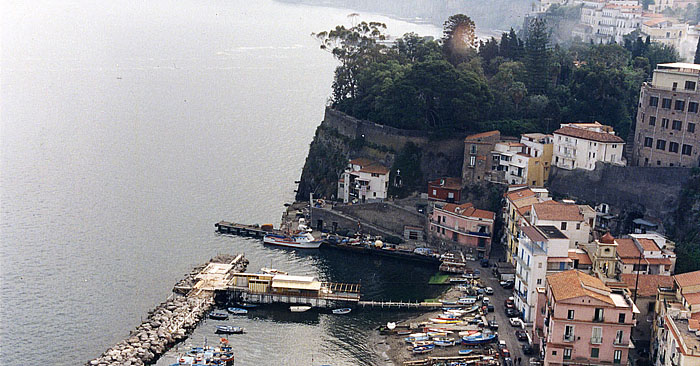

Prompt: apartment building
[
  {"left": 463, "top": 130, "right": 500, "bottom": 186},
  {"left": 553, "top": 122, "right": 626, "bottom": 171},
  {"left": 575, "top": 0, "right": 642, "bottom": 44},
  {"left": 337, "top": 158, "right": 389, "bottom": 203},
  {"left": 619, "top": 274, "right": 673, "bottom": 348},
  {"left": 531, "top": 200, "right": 597, "bottom": 247},
  {"left": 653, "top": 271, "right": 700, "bottom": 366},
  {"left": 504, "top": 186, "right": 552, "bottom": 265},
  {"left": 430, "top": 202, "right": 495, "bottom": 259},
  {"left": 633, "top": 63, "right": 700, "bottom": 167},
  {"left": 536, "top": 270, "right": 638, "bottom": 366},
  {"left": 491, "top": 133, "right": 553, "bottom": 186},
  {"left": 427, "top": 177, "right": 462, "bottom": 202},
  {"left": 615, "top": 234, "right": 676, "bottom": 276}
]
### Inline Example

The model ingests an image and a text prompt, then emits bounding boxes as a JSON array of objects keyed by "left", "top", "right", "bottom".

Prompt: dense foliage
[
  {"left": 671, "top": 169, "right": 700, "bottom": 274},
  {"left": 315, "top": 16, "right": 680, "bottom": 138}
]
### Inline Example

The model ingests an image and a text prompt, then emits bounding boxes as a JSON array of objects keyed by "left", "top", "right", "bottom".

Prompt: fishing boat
[
  {"left": 434, "top": 339, "right": 456, "bottom": 347},
  {"left": 260, "top": 267, "right": 288, "bottom": 275},
  {"left": 263, "top": 232, "right": 322, "bottom": 249},
  {"left": 237, "top": 302, "right": 259, "bottom": 309},
  {"left": 412, "top": 344, "right": 435, "bottom": 354},
  {"left": 458, "top": 349, "right": 474, "bottom": 355},
  {"left": 289, "top": 305, "right": 312, "bottom": 313},
  {"left": 404, "top": 335, "right": 430, "bottom": 343},
  {"left": 209, "top": 311, "right": 229, "bottom": 320},
  {"left": 332, "top": 308, "right": 351, "bottom": 315},
  {"left": 215, "top": 325, "right": 245, "bottom": 334},
  {"left": 227, "top": 307, "right": 248, "bottom": 315},
  {"left": 461, "top": 333, "right": 497, "bottom": 345},
  {"left": 429, "top": 317, "right": 460, "bottom": 324},
  {"left": 170, "top": 339, "right": 234, "bottom": 366},
  {"left": 396, "top": 330, "right": 412, "bottom": 336}
]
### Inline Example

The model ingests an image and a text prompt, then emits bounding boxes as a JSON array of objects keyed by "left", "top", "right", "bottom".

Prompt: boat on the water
[
  {"left": 209, "top": 311, "right": 229, "bottom": 320},
  {"left": 260, "top": 267, "right": 288, "bottom": 275},
  {"left": 289, "top": 305, "right": 312, "bottom": 312},
  {"left": 237, "top": 303, "right": 259, "bottom": 309},
  {"left": 332, "top": 308, "right": 351, "bottom": 315},
  {"left": 263, "top": 232, "right": 321, "bottom": 249},
  {"left": 169, "top": 339, "right": 234, "bottom": 366},
  {"left": 227, "top": 307, "right": 248, "bottom": 315},
  {"left": 461, "top": 333, "right": 497, "bottom": 345},
  {"left": 215, "top": 325, "right": 245, "bottom": 334},
  {"left": 412, "top": 344, "right": 435, "bottom": 354}
]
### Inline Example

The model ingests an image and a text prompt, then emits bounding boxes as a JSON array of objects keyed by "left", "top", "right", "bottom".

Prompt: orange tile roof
[
  {"left": 547, "top": 270, "right": 613, "bottom": 305},
  {"left": 619, "top": 274, "right": 673, "bottom": 297},
  {"left": 684, "top": 292, "right": 700, "bottom": 305},
  {"left": 675, "top": 271, "right": 700, "bottom": 289},
  {"left": 533, "top": 201, "right": 584, "bottom": 221},
  {"left": 428, "top": 177, "right": 462, "bottom": 191},
  {"left": 638, "top": 238, "right": 661, "bottom": 252},
  {"left": 616, "top": 238, "right": 641, "bottom": 258},
  {"left": 506, "top": 187, "right": 535, "bottom": 201},
  {"left": 568, "top": 250, "right": 592, "bottom": 265},
  {"left": 646, "top": 257, "right": 672, "bottom": 265},
  {"left": 440, "top": 202, "right": 495, "bottom": 220},
  {"left": 465, "top": 130, "right": 499, "bottom": 141},
  {"left": 554, "top": 126, "right": 625, "bottom": 143},
  {"left": 349, "top": 158, "right": 376, "bottom": 166},
  {"left": 358, "top": 164, "right": 389, "bottom": 175}
]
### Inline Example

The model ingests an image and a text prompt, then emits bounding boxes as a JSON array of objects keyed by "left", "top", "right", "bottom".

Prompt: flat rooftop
[
  {"left": 657, "top": 62, "right": 700, "bottom": 74},
  {"left": 537, "top": 225, "right": 568, "bottom": 239}
]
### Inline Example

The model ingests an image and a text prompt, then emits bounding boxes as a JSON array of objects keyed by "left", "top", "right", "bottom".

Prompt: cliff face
[{"left": 295, "top": 108, "right": 465, "bottom": 201}]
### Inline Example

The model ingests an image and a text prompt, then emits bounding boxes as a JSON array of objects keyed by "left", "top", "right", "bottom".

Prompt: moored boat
[
  {"left": 170, "top": 339, "right": 234, "bottom": 366},
  {"left": 215, "top": 325, "right": 245, "bottom": 334},
  {"left": 459, "top": 349, "right": 474, "bottom": 355},
  {"left": 461, "top": 333, "right": 497, "bottom": 345},
  {"left": 332, "top": 308, "right": 351, "bottom": 315},
  {"left": 434, "top": 339, "right": 456, "bottom": 347},
  {"left": 209, "top": 311, "right": 229, "bottom": 320},
  {"left": 289, "top": 305, "right": 312, "bottom": 312},
  {"left": 263, "top": 232, "right": 321, "bottom": 249},
  {"left": 227, "top": 307, "right": 248, "bottom": 315},
  {"left": 412, "top": 344, "right": 435, "bottom": 354}
]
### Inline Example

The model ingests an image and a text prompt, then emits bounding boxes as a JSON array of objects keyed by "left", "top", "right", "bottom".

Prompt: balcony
[
  {"left": 593, "top": 316, "right": 604, "bottom": 323},
  {"left": 564, "top": 335, "right": 575, "bottom": 342},
  {"left": 429, "top": 220, "right": 491, "bottom": 238},
  {"left": 591, "top": 336, "right": 603, "bottom": 344}
]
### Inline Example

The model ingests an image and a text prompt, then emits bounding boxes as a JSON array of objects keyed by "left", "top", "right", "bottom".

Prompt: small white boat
[
  {"left": 263, "top": 233, "right": 322, "bottom": 249},
  {"left": 260, "top": 267, "right": 288, "bottom": 275},
  {"left": 289, "top": 305, "right": 312, "bottom": 313},
  {"left": 332, "top": 308, "right": 352, "bottom": 315},
  {"left": 386, "top": 322, "right": 396, "bottom": 330}
]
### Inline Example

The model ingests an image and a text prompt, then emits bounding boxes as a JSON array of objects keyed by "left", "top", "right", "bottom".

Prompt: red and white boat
[{"left": 263, "top": 232, "right": 322, "bottom": 249}]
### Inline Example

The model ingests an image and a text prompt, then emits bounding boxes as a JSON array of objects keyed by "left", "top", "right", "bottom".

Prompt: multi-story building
[
  {"left": 633, "top": 63, "right": 700, "bottom": 167},
  {"left": 641, "top": 17, "right": 690, "bottom": 51},
  {"left": 619, "top": 273, "right": 673, "bottom": 348},
  {"left": 615, "top": 233, "right": 676, "bottom": 276},
  {"left": 490, "top": 133, "right": 554, "bottom": 186},
  {"left": 429, "top": 202, "right": 495, "bottom": 259},
  {"left": 427, "top": 177, "right": 462, "bottom": 202},
  {"left": 653, "top": 270, "right": 700, "bottom": 366},
  {"left": 463, "top": 130, "right": 500, "bottom": 186},
  {"left": 504, "top": 186, "right": 552, "bottom": 264},
  {"left": 514, "top": 225, "right": 571, "bottom": 322},
  {"left": 536, "top": 270, "right": 638, "bottom": 366},
  {"left": 575, "top": 0, "right": 643, "bottom": 44},
  {"left": 553, "top": 122, "right": 626, "bottom": 171},
  {"left": 337, "top": 158, "right": 389, "bottom": 203},
  {"left": 583, "top": 232, "right": 621, "bottom": 279},
  {"left": 531, "top": 200, "right": 597, "bottom": 247}
]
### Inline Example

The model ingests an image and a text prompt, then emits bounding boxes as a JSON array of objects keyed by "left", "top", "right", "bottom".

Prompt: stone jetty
[{"left": 87, "top": 254, "right": 248, "bottom": 366}]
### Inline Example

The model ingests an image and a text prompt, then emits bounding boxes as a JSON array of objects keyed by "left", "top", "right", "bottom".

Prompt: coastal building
[
  {"left": 490, "top": 133, "right": 554, "bottom": 186},
  {"left": 584, "top": 232, "right": 621, "bottom": 279},
  {"left": 552, "top": 122, "right": 626, "bottom": 171},
  {"left": 652, "top": 270, "right": 700, "bottom": 366},
  {"left": 531, "top": 200, "right": 596, "bottom": 247},
  {"left": 462, "top": 130, "right": 500, "bottom": 186},
  {"left": 504, "top": 186, "right": 552, "bottom": 265},
  {"left": 337, "top": 158, "right": 389, "bottom": 203},
  {"left": 615, "top": 234, "right": 676, "bottom": 276},
  {"left": 514, "top": 225, "right": 571, "bottom": 323},
  {"left": 429, "top": 202, "right": 495, "bottom": 259},
  {"left": 633, "top": 63, "right": 700, "bottom": 168},
  {"left": 574, "top": 0, "right": 642, "bottom": 44},
  {"left": 427, "top": 177, "right": 462, "bottom": 202},
  {"left": 619, "top": 273, "right": 673, "bottom": 349},
  {"left": 536, "top": 270, "right": 638, "bottom": 366}
]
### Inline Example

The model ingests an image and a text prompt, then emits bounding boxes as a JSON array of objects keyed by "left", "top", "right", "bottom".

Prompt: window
[
  {"left": 594, "top": 308, "right": 604, "bottom": 322},
  {"left": 564, "top": 325, "right": 575, "bottom": 341},
  {"left": 576, "top": 223, "right": 581, "bottom": 230},
  {"left": 662, "top": 98, "right": 672, "bottom": 109},
  {"left": 552, "top": 350, "right": 557, "bottom": 356},
  {"left": 615, "top": 330, "right": 624, "bottom": 344},
  {"left": 561, "top": 222, "right": 567, "bottom": 230},
  {"left": 689, "top": 123, "right": 696, "bottom": 133},
  {"left": 672, "top": 120, "right": 682, "bottom": 130},
  {"left": 669, "top": 142, "right": 679, "bottom": 153},
  {"left": 649, "top": 116, "right": 656, "bottom": 126},
  {"left": 592, "top": 326, "right": 603, "bottom": 343},
  {"left": 648, "top": 302, "right": 655, "bottom": 312},
  {"left": 649, "top": 96, "right": 658, "bottom": 107},
  {"left": 644, "top": 137, "right": 653, "bottom": 147},
  {"left": 432, "top": 189, "right": 437, "bottom": 195},
  {"left": 656, "top": 139, "right": 666, "bottom": 150},
  {"left": 537, "top": 278, "right": 542, "bottom": 284},
  {"left": 682, "top": 144, "right": 693, "bottom": 156},
  {"left": 619, "top": 313, "right": 626, "bottom": 323},
  {"left": 564, "top": 348, "right": 572, "bottom": 360},
  {"left": 568, "top": 309, "right": 575, "bottom": 320},
  {"left": 686, "top": 81, "right": 697, "bottom": 91},
  {"left": 470, "top": 145, "right": 477, "bottom": 154},
  {"left": 614, "top": 350, "right": 622, "bottom": 364},
  {"left": 470, "top": 156, "right": 475, "bottom": 166},
  {"left": 675, "top": 100, "right": 685, "bottom": 111},
  {"left": 591, "top": 348, "right": 600, "bottom": 358},
  {"left": 689, "top": 102, "right": 699, "bottom": 113},
  {"left": 662, "top": 118, "right": 670, "bottom": 128}
]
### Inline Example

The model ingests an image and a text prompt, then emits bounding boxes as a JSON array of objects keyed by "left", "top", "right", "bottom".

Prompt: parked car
[
  {"left": 502, "top": 357, "right": 513, "bottom": 366},
  {"left": 516, "top": 330, "right": 528, "bottom": 341},
  {"left": 500, "top": 348, "right": 511, "bottom": 358},
  {"left": 480, "top": 258, "right": 490, "bottom": 267},
  {"left": 509, "top": 318, "right": 523, "bottom": 327},
  {"left": 505, "top": 308, "right": 520, "bottom": 318},
  {"left": 482, "top": 297, "right": 490, "bottom": 305},
  {"left": 489, "top": 319, "right": 499, "bottom": 329},
  {"left": 504, "top": 297, "right": 515, "bottom": 308},
  {"left": 487, "top": 303, "right": 495, "bottom": 312},
  {"left": 458, "top": 297, "right": 477, "bottom": 305},
  {"left": 500, "top": 280, "right": 514, "bottom": 289},
  {"left": 522, "top": 343, "right": 534, "bottom": 355},
  {"left": 485, "top": 286, "right": 494, "bottom": 295}
]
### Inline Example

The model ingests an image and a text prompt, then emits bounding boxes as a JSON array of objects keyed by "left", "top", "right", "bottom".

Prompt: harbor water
[{"left": 0, "top": 1, "right": 442, "bottom": 365}]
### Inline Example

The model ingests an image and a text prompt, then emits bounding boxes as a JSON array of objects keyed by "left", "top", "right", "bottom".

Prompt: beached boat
[
  {"left": 332, "top": 308, "right": 351, "bottom": 315},
  {"left": 170, "top": 339, "right": 234, "bottom": 366},
  {"left": 215, "top": 325, "right": 245, "bottom": 334},
  {"left": 227, "top": 307, "right": 248, "bottom": 315},
  {"left": 434, "top": 339, "right": 456, "bottom": 347},
  {"left": 209, "top": 311, "right": 229, "bottom": 320},
  {"left": 396, "top": 330, "right": 411, "bottom": 336},
  {"left": 237, "top": 302, "right": 259, "bottom": 309},
  {"left": 462, "top": 333, "right": 497, "bottom": 345},
  {"left": 429, "top": 318, "right": 460, "bottom": 324},
  {"left": 412, "top": 344, "right": 435, "bottom": 354},
  {"left": 289, "top": 305, "right": 312, "bottom": 312},
  {"left": 459, "top": 349, "right": 474, "bottom": 355},
  {"left": 263, "top": 232, "right": 321, "bottom": 249}
]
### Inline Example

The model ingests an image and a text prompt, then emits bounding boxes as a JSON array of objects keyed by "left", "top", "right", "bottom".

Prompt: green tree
[
  {"left": 524, "top": 18, "right": 551, "bottom": 95},
  {"left": 442, "top": 14, "right": 478, "bottom": 65}
]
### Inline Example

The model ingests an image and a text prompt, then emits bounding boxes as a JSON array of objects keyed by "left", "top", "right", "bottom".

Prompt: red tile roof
[
  {"left": 349, "top": 158, "right": 376, "bottom": 166},
  {"left": 674, "top": 271, "right": 700, "bottom": 289},
  {"left": 616, "top": 238, "right": 641, "bottom": 259},
  {"left": 600, "top": 232, "right": 616, "bottom": 244},
  {"left": 358, "top": 164, "right": 389, "bottom": 175},
  {"left": 619, "top": 274, "right": 673, "bottom": 297},
  {"left": 638, "top": 238, "right": 661, "bottom": 252},
  {"left": 554, "top": 126, "right": 625, "bottom": 143},
  {"left": 684, "top": 292, "right": 700, "bottom": 305},
  {"left": 532, "top": 201, "right": 584, "bottom": 221},
  {"left": 440, "top": 202, "right": 495, "bottom": 220},
  {"left": 506, "top": 188, "right": 535, "bottom": 202},
  {"left": 645, "top": 257, "right": 672, "bottom": 265},
  {"left": 428, "top": 177, "right": 462, "bottom": 191},
  {"left": 547, "top": 270, "right": 613, "bottom": 305},
  {"left": 569, "top": 250, "right": 592, "bottom": 265},
  {"left": 465, "top": 130, "right": 499, "bottom": 141}
]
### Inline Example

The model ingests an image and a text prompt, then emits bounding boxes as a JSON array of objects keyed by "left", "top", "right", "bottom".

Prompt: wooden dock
[
  {"left": 357, "top": 300, "right": 443, "bottom": 309},
  {"left": 214, "top": 220, "right": 279, "bottom": 237}
]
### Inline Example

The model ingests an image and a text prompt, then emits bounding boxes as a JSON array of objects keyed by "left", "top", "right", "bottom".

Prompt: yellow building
[{"left": 503, "top": 186, "right": 551, "bottom": 264}]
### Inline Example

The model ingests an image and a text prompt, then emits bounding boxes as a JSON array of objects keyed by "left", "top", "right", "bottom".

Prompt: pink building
[
  {"left": 535, "top": 270, "right": 638, "bottom": 366},
  {"left": 429, "top": 202, "right": 495, "bottom": 259}
]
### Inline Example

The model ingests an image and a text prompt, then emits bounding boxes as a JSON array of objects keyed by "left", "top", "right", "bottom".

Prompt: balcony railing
[
  {"left": 591, "top": 336, "right": 603, "bottom": 344},
  {"left": 564, "top": 335, "right": 575, "bottom": 342},
  {"left": 593, "top": 316, "right": 604, "bottom": 323}
]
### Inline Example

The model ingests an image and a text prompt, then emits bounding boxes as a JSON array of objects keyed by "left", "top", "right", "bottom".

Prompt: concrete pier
[{"left": 86, "top": 254, "right": 248, "bottom": 366}]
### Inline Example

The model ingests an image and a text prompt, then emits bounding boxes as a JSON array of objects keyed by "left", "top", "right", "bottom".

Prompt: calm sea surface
[{"left": 0, "top": 1, "right": 442, "bottom": 364}]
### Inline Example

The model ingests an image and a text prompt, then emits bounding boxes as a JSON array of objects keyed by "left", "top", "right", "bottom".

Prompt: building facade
[
  {"left": 427, "top": 177, "right": 462, "bottom": 202},
  {"left": 633, "top": 63, "right": 700, "bottom": 168},
  {"left": 463, "top": 130, "right": 501, "bottom": 186},
  {"left": 553, "top": 122, "right": 626, "bottom": 171},
  {"left": 504, "top": 187, "right": 552, "bottom": 265},
  {"left": 490, "top": 133, "right": 554, "bottom": 186},
  {"left": 337, "top": 158, "right": 389, "bottom": 203},
  {"left": 653, "top": 271, "right": 700, "bottom": 366},
  {"left": 429, "top": 202, "right": 495, "bottom": 259}
]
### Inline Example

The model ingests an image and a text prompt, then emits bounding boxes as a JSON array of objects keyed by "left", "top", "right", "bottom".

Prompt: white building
[
  {"left": 492, "top": 142, "right": 530, "bottom": 185},
  {"left": 575, "top": 0, "right": 643, "bottom": 44},
  {"left": 530, "top": 200, "right": 596, "bottom": 247},
  {"left": 552, "top": 122, "right": 626, "bottom": 171},
  {"left": 491, "top": 134, "right": 554, "bottom": 186},
  {"left": 337, "top": 158, "right": 389, "bottom": 203},
  {"left": 514, "top": 225, "right": 571, "bottom": 322}
]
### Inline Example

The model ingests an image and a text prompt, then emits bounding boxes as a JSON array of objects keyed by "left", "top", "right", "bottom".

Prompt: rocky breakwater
[{"left": 87, "top": 254, "right": 248, "bottom": 366}]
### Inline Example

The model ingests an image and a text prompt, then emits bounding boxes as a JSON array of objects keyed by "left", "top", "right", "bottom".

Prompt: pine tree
[
  {"left": 524, "top": 18, "right": 551, "bottom": 95},
  {"left": 694, "top": 37, "right": 700, "bottom": 64}
]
